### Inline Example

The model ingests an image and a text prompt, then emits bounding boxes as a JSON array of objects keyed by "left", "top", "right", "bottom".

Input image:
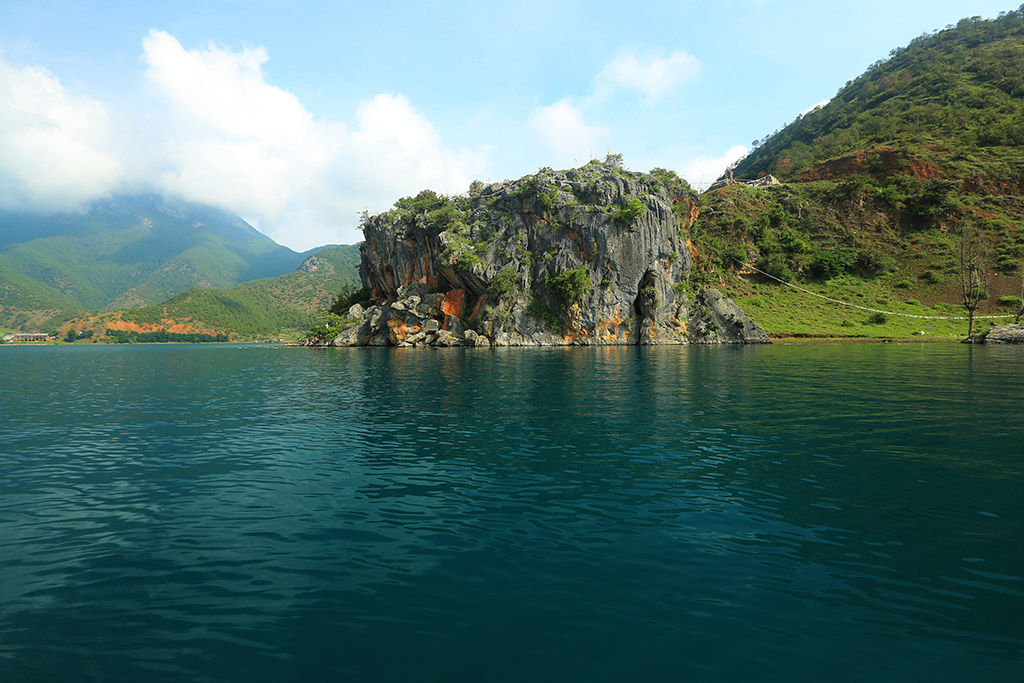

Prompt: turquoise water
[{"left": 0, "top": 343, "right": 1021, "bottom": 682}]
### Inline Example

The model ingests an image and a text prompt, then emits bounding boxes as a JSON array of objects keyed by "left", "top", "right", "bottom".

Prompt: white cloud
[
  {"left": 348, "top": 93, "right": 483, "bottom": 192},
  {"left": 0, "top": 55, "right": 123, "bottom": 211},
  {"left": 142, "top": 30, "right": 316, "bottom": 149},
  {"left": 141, "top": 30, "right": 486, "bottom": 249},
  {"left": 802, "top": 98, "right": 831, "bottom": 116},
  {"left": 275, "top": 93, "right": 486, "bottom": 248},
  {"left": 0, "top": 31, "right": 488, "bottom": 250},
  {"left": 680, "top": 144, "right": 748, "bottom": 191},
  {"left": 141, "top": 29, "right": 334, "bottom": 221},
  {"left": 527, "top": 48, "right": 700, "bottom": 169},
  {"left": 528, "top": 99, "right": 610, "bottom": 167},
  {"left": 595, "top": 51, "right": 701, "bottom": 103}
]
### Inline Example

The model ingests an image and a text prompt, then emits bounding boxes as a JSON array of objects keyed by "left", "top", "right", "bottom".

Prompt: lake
[{"left": 1, "top": 343, "right": 1021, "bottom": 682}]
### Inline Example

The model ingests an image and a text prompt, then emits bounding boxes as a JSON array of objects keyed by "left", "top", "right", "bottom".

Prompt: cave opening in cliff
[{"left": 633, "top": 269, "right": 657, "bottom": 317}]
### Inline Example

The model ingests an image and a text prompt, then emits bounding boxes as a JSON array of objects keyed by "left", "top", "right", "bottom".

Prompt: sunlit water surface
[{"left": 1, "top": 343, "right": 1021, "bottom": 682}]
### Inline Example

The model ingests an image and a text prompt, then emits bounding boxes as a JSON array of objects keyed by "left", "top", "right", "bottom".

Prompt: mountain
[
  {"left": 309, "top": 160, "right": 769, "bottom": 348},
  {"left": 0, "top": 195, "right": 311, "bottom": 331},
  {"left": 72, "top": 244, "right": 361, "bottom": 340},
  {"left": 731, "top": 12, "right": 1024, "bottom": 187},
  {"left": 690, "top": 9, "right": 1024, "bottom": 339}
]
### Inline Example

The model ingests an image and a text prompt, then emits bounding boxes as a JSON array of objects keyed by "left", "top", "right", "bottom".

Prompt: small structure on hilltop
[{"left": 707, "top": 173, "right": 781, "bottom": 192}]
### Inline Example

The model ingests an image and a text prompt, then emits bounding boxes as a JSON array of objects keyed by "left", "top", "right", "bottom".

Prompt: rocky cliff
[{"left": 316, "top": 160, "right": 769, "bottom": 347}]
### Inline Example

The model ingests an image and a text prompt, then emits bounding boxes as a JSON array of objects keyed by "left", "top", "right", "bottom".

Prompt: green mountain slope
[
  {"left": 731, "top": 11, "right": 1024, "bottom": 186},
  {"left": 0, "top": 195, "right": 309, "bottom": 331},
  {"left": 0, "top": 260, "right": 86, "bottom": 331},
  {"left": 78, "top": 245, "right": 361, "bottom": 340},
  {"left": 690, "top": 10, "right": 1024, "bottom": 340}
]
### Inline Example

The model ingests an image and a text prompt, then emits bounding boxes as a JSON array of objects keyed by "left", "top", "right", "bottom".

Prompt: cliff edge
[{"left": 316, "top": 159, "right": 769, "bottom": 347}]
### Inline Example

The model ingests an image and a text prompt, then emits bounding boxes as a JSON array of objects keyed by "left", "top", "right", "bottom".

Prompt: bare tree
[
  {"left": 1015, "top": 259, "right": 1024, "bottom": 325},
  {"left": 958, "top": 226, "right": 990, "bottom": 342}
]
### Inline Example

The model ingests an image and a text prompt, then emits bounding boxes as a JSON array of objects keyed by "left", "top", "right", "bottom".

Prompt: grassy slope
[{"left": 693, "top": 182, "right": 1024, "bottom": 338}]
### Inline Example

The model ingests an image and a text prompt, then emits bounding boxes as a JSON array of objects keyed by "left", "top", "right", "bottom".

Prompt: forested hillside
[
  {"left": 0, "top": 195, "right": 311, "bottom": 332},
  {"left": 733, "top": 10, "right": 1024, "bottom": 186},
  {"left": 67, "top": 245, "right": 360, "bottom": 341},
  {"left": 693, "top": 9, "right": 1024, "bottom": 339}
]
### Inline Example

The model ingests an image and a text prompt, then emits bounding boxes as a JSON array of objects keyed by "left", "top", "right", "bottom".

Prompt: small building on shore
[{"left": 9, "top": 333, "right": 49, "bottom": 342}]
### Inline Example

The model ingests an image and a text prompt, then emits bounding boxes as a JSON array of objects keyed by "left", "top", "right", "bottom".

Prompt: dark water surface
[{"left": 1, "top": 343, "right": 1021, "bottom": 682}]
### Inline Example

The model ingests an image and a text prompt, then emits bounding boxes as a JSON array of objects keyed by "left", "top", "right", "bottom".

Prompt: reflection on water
[{"left": 0, "top": 343, "right": 1022, "bottom": 682}]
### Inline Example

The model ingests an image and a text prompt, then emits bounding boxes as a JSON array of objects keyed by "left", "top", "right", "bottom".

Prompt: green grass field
[{"left": 724, "top": 274, "right": 1015, "bottom": 340}]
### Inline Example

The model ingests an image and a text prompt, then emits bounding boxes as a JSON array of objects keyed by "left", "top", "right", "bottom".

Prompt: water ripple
[{"left": 1, "top": 343, "right": 1022, "bottom": 681}]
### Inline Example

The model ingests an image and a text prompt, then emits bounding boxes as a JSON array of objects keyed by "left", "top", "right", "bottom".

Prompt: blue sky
[{"left": 0, "top": 1, "right": 1015, "bottom": 249}]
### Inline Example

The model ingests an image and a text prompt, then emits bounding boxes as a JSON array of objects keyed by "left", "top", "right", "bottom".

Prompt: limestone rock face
[
  {"left": 688, "top": 289, "right": 772, "bottom": 344},
  {"left": 323, "top": 161, "right": 769, "bottom": 347}
]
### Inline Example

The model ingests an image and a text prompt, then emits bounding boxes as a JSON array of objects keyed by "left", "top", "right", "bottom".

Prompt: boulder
[
  {"left": 688, "top": 289, "right": 772, "bottom": 344},
  {"left": 976, "top": 323, "right": 1024, "bottom": 344},
  {"left": 433, "top": 329, "right": 464, "bottom": 347}
]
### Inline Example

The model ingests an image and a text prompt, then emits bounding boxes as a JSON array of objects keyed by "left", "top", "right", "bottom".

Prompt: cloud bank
[
  {"left": 142, "top": 30, "right": 487, "bottom": 249},
  {"left": 530, "top": 49, "right": 701, "bottom": 167},
  {"left": 528, "top": 99, "right": 610, "bottom": 168},
  {"left": 595, "top": 51, "right": 701, "bottom": 103},
  {"left": 0, "top": 56, "right": 124, "bottom": 211},
  {"left": 680, "top": 144, "right": 748, "bottom": 190},
  {"left": 1, "top": 33, "right": 741, "bottom": 250},
  {"left": 802, "top": 98, "right": 831, "bottom": 115},
  {"left": 0, "top": 31, "right": 486, "bottom": 250}
]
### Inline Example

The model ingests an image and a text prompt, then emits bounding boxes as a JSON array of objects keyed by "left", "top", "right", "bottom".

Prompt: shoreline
[
  {"left": 767, "top": 333, "right": 962, "bottom": 345},
  {"left": 0, "top": 335, "right": 985, "bottom": 348},
  {"left": 769, "top": 336, "right": 960, "bottom": 345}
]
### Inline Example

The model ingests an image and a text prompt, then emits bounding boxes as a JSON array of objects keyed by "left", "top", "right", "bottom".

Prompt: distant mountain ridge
[
  {"left": 0, "top": 194, "right": 318, "bottom": 331},
  {"left": 72, "top": 244, "right": 362, "bottom": 340}
]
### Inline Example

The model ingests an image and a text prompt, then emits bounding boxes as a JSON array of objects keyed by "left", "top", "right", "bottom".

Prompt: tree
[
  {"left": 605, "top": 152, "right": 624, "bottom": 169},
  {"left": 329, "top": 285, "right": 370, "bottom": 316},
  {"left": 613, "top": 197, "right": 646, "bottom": 228},
  {"left": 957, "top": 226, "right": 990, "bottom": 341},
  {"left": 550, "top": 267, "right": 592, "bottom": 308},
  {"left": 1014, "top": 259, "right": 1024, "bottom": 324}
]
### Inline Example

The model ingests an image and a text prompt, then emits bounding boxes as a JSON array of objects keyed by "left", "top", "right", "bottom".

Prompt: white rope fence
[{"left": 743, "top": 263, "right": 1017, "bottom": 321}]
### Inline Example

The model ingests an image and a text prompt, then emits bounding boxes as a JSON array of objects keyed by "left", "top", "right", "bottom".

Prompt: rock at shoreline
[
  {"left": 971, "top": 323, "right": 1024, "bottom": 344},
  {"left": 315, "top": 160, "right": 770, "bottom": 348}
]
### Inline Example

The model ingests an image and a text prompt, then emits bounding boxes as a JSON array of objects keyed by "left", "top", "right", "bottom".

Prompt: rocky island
[{"left": 311, "top": 158, "right": 769, "bottom": 347}]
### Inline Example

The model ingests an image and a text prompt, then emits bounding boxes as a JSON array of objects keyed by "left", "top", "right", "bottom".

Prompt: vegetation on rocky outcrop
[{"left": 312, "top": 156, "right": 769, "bottom": 347}]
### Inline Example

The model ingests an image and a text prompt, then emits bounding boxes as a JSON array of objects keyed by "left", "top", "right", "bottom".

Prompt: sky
[{"left": 0, "top": 1, "right": 1016, "bottom": 250}]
